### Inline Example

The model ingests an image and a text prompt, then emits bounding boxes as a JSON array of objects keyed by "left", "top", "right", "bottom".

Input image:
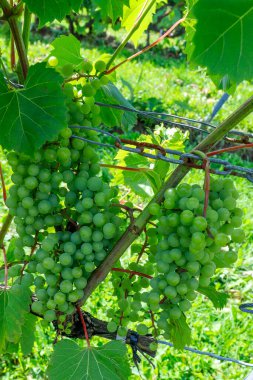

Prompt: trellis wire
[
  {"left": 95, "top": 102, "right": 253, "bottom": 141},
  {"left": 157, "top": 340, "right": 253, "bottom": 368},
  {"left": 70, "top": 126, "right": 253, "bottom": 183}
]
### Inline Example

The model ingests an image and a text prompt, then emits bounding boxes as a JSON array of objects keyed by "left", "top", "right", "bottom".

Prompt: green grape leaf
[
  {"left": 186, "top": 0, "right": 253, "bottom": 85},
  {"left": 169, "top": 315, "right": 191, "bottom": 349},
  {"left": 0, "top": 71, "right": 8, "bottom": 92},
  {"left": 0, "top": 62, "right": 67, "bottom": 155},
  {"left": 0, "top": 284, "right": 31, "bottom": 353},
  {"left": 23, "top": 0, "right": 82, "bottom": 27},
  {"left": 6, "top": 238, "right": 17, "bottom": 263},
  {"left": 94, "top": 0, "right": 130, "bottom": 24},
  {"left": 47, "top": 339, "right": 131, "bottom": 380},
  {"left": 122, "top": 0, "right": 158, "bottom": 47},
  {"left": 50, "top": 35, "right": 83, "bottom": 68},
  {"left": 95, "top": 83, "right": 136, "bottom": 128},
  {"left": 198, "top": 286, "right": 229, "bottom": 309},
  {"left": 20, "top": 314, "right": 37, "bottom": 355}
]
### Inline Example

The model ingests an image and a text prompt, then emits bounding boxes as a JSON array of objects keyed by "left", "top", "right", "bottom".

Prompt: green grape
[
  {"left": 148, "top": 203, "right": 161, "bottom": 216},
  {"left": 59, "top": 253, "right": 73, "bottom": 267},
  {"left": 193, "top": 216, "right": 207, "bottom": 231},
  {"left": 100, "top": 75, "right": 110, "bottom": 85},
  {"left": 48, "top": 56, "right": 58, "bottom": 67},
  {"left": 164, "top": 286, "right": 177, "bottom": 299},
  {"left": 137, "top": 324, "right": 148, "bottom": 335},
  {"left": 95, "top": 60, "right": 107, "bottom": 73},
  {"left": 31, "top": 301, "right": 44, "bottom": 314},
  {"left": 74, "top": 277, "right": 87, "bottom": 289},
  {"left": 42, "top": 257, "right": 55, "bottom": 270},
  {"left": 180, "top": 210, "right": 194, "bottom": 226},
  {"left": 61, "top": 64, "right": 74, "bottom": 77},
  {"left": 60, "top": 280, "right": 73, "bottom": 293},
  {"left": 169, "top": 305, "right": 182, "bottom": 320},
  {"left": 107, "top": 321, "right": 118, "bottom": 333},
  {"left": 103, "top": 223, "right": 116, "bottom": 239},
  {"left": 166, "top": 272, "right": 180, "bottom": 286},
  {"left": 82, "top": 83, "right": 96, "bottom": 97},
  {"left": 54, "top": 292, "right": 66, "bottom": 305},
  {"left": 44, "top": 310, "right": 56, "bottom": 322},
  {"left": 82, "top": 61, "right": 93, "bottom": 73},
  {"left": 231, "top": 229, "right": 245, "bottom": 243}
]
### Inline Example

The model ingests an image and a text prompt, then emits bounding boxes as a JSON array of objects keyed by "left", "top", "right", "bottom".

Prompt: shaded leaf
[
  {"left": 20, "top": 314, "right": 38, "bottom": 355},
  {"left": 198, "top": 286, "right": 229, "bottom": 309},
  {"left": 6, "top": 238, "right": 17, "bottom": 263},
  {"left": 186, "top": 0, "right": 253, "bottom": 85},
  {"left": 50, "top": 35, "right": 83, "bottom": 68},
  {"left": 95, "top": 83, "right": 136, "bottom": 128},
  {"left": 24, "top": 0, "right": 82, "bottom": 27},
  {"left": 47, "top": 340, "right": 131, "bottom": 380},
  {"left": 0, "top": 63, "right": 67, "bottom": 155},
  {"left": 0, "top": 284, "right": 31, "bottom": 353}
]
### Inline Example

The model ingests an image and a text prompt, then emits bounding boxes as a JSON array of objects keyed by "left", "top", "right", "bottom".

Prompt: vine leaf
[
  {"left": 186, "top": 0, "right": 253, "bottom": 84},
  {"left": 95, "top": 82, "right": 137, "bottom": 128},
  {"left": 94, "top": 0, "right": 130, "bottom": 24},
  {"left": 47, "top": 339, "right": 131, "bottom": 380},
  {"left": 23, "top": 0, "right": 82, "bottom": 27},
  {"left": 122, "top": 0, "right": 158, "bottom": 47},
  {"left": 198, "top": 286, "right": 229, "bottom": 309},
  {"left": 0, "top": 284, "right": 31, "bottom": 353},
  {"left": 169, "top": 315, "right": 191, "bottom": 349},
  {"left": 20, "top": 314, "right": 38, "bottom": 355},
  {"left": 0, "top": 63, "right": 68, "bottom": 155},
  {"left": 0, "top": 71, "right": 8, "bottom": 92},
  {"left": 50, "top": 35, "right": 83, "bottom": 68}
]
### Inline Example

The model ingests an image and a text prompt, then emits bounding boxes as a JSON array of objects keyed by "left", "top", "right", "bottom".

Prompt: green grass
[{"left": 0, "top": 33, "right": 253, "bottom": 380}]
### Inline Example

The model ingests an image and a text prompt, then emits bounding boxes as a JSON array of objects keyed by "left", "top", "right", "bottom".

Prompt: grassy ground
[{"left": 0, "top": 31, "right": 253, "bottom": 380}]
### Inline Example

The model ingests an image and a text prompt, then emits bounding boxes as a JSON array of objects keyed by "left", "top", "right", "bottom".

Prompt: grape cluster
[
  {"left": 107, "top": 179, "right": 244, "bottom": 339},
  {"left": 6, "top": 58, "right": 124, "bottom": 326}
]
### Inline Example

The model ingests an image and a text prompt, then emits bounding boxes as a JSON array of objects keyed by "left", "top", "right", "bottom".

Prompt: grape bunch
[
  {"left": 107, "top": 178, "right": 244, "bottom": 340},
  {"left": 6, "top": 58, "right": 125, "bottom": 326}
]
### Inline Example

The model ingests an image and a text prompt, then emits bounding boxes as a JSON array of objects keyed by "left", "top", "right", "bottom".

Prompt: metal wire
[
  {"left": 70, "top": 125, "right": 253, "bottom": 183},
  {"left": 158, "top": 340, "right": 253, "bottom": 368},
  {"left": 95, "top": 102, "right": 253, "bottom": 141}
]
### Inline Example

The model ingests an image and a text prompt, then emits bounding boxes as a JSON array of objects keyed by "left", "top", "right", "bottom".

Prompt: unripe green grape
[
  {"left": 74, "top": 277, "right": 87, "bottom": 289},
  {"left": 107, "top": 321, "right": 118, "bottom": 333},
  {"left": 61, "top": 64, "right": 74, "bottom": 77},
  {"left": 180, "top": 210, "right": 194, "bottom": 226},
  {"left": 54, "top": 292, "right": 66, "bottom": 305},
  {"left": 59, "top": 253, "right": 73, "bottom": 267},
  {"left": 82, "top": 60, "right": 93, "bottom": 73},
  {"left": 72, "top": 267, "right": 83, "bottom": 278},
  {"left": 166, "top": 272, "right": 180, "bottom": 286},
  {"left": 164, "top": 286, "right": 177, "bottom": 299},
  {"left": 215, "top": 233, "right": 230, "bottom": 247},
  {"left": 85, "top": 262, "right": 95, "bottom": 272},
  {"left": 231, "top": 229, "right": 245, "bottom": 243},
  {"left": 60, "top": 280, "right": 73, "bottom": 294},
  {"left": 176, "top": 283, "right": 188, "bottom": 295},
  {"left": 100, "top": 75, "right": 110, "bottom": 85},
  {"left": 169, "top": 305, "right": 182, "bottom": 320},
  {"left": 148, "top": 203, "right": 160, "bottom": 216},
  {"left": 48, "top": 55, "right": 59, "bottom": 67},
  {"left": 137, "top": 324, "right": 148, "bottom": 335},
  {"left": 42, "top": 257, "right": 55, "bottom": 270},
  {"left": 117, "top": 326, "right": 127, "bottom": 337},
  {"left": 31, "top": 301, "right": 44, "bottom": 314},
  {"left": 95, "top": 60, "right": 107, "bottom": 73},
  {"left": 83, "top": 83, "right": 96, "bottom": 97}
]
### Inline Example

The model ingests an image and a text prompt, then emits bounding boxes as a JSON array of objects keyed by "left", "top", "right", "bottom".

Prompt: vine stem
[
  {"left": 106, "top": 16, "right": 185, "bottom": 75},
  {"left": 100, "top": 164, "right": 151, "bottom": 172},
  {"left": 79, "top": 95, "right": 253, "bottom": 306},
  {"left": 0, "top": 0, "right": 29, "bottom": 81},
  {"left": 111, "top": 267, "right": 153, "bottom": 279},
  {"left": 207, "top": 142, "right": 253, "bottom": 157},
  {"left": 106, "top": 0, "right": 157, "bottom": 69},
  {"left": 0, "top": 162, "right": 7, "bottom": 203},
  {"left": 0, "top": 214, "right": 13, "bottom": 247},
  {"left": 76, "top": 306, "right": 90, "bottom": 347},
  {"left": 2, "top": 244, "right": 8, "bottom": 288}
]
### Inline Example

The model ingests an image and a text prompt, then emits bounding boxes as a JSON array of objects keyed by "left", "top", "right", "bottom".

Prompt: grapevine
[{"left": 0, "top": 0, "right": 253, "bottom": 379}]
